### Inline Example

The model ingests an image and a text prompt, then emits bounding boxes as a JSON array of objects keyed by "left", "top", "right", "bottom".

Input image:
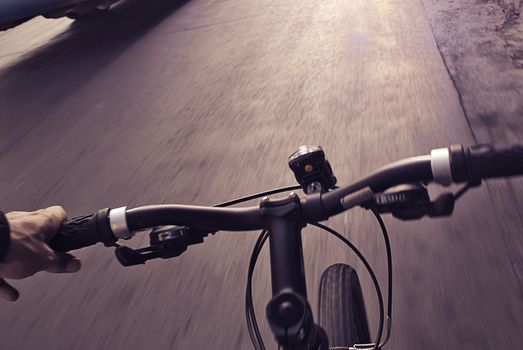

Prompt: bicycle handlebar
[
  {"left": 449, "top": 144, "right": 523, "bottom": 184},
  {"left": 125, "top": 205, "right": 264, "bottom": 231},
  {"left": 49, "top": 144, "right": 523, "bottom": 252},
  {"left": 49, "top": 209, "right": 115, "bottom": 252}
]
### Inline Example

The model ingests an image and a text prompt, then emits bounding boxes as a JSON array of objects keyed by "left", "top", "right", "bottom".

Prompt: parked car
[{"left": 0, "top": 0, "right": 116, "bottom": 30}]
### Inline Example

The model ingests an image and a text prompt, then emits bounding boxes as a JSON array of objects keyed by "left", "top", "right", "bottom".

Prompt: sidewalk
[
  {"left": 422, "top": 0, "right": 523, "bottom": 298},
  {"left": 422, "top": 0, "right": 523, "bottom": 144}
]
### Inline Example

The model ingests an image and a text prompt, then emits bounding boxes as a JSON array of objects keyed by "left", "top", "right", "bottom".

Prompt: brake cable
[
  {"left": 246, "top": 230, "right": 269, "bottom": 350},
  {"left": 372, "top": 209, "right": 392, "bottom": 349},
  {"left": 240, "top": 192, "right": 392, "bottom": 350},
  {"left": 214, "top": 186, "right": 301, "bottom": 207}
]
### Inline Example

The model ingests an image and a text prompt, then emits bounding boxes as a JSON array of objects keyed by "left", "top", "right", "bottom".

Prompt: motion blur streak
[{"left": 1, "top": 0, "right": 522, "bottom": 349}]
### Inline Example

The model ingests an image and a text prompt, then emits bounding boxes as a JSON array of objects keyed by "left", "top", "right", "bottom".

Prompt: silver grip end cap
[
  {"left": 109, "top": 206, "right": 130, "bottom": 239},
  {"left": 431, "top": 148, "right": 453, "bottom": 186}
]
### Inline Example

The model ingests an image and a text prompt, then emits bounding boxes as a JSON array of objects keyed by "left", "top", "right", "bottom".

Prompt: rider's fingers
[
  {"left": 0, "top": 278, "right": 19, "bottom": 301},
  {"left": 44, "top": 252, "right": 81, "bottom": 274},
  {"left": 38, "top": 206, "right": 67, "bottom": 242},
  {"left": 4, "top": 211, "right": 29, "bottom": 219}
]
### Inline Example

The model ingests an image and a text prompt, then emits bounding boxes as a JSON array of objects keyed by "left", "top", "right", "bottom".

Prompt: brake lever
[
  {"left": 114, "top": 226, "right": 214, "bottom": 267},
  {"left": 363, "top": 183, "right": 455, "bottom": 220}
]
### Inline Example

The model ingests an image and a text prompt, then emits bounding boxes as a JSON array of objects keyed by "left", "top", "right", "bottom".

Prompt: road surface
[{"left": 1, "top": 0, "right": 522, "bottom": 348}]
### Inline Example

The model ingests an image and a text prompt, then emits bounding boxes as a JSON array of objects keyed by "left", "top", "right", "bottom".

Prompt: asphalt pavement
[{"left": 1, "top": 0, "right": 522, "bottom": 349}]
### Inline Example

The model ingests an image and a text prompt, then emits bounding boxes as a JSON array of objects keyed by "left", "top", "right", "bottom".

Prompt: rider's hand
[{"left": 0, "top": 206, "right": 81, "bottom": 301}]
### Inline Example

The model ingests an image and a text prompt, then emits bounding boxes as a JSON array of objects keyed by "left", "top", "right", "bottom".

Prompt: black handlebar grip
[
  {"left": 49, "top": 208, "right": 116, "bottom": 252},
  {"left": 450, "top": 144, "right": 523, "bottom": 185}
]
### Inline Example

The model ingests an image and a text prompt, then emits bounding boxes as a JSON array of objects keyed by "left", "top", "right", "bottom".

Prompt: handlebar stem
[
  {"left": 260, "top": 193, "right": 319, "bottom": 347},
  {"left": 260, "top": 192, "right": 307, "bottom": 297}
]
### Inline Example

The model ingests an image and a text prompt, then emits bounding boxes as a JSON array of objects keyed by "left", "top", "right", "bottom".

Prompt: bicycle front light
[{"left": 288, "top": 145, "right": 337, "bottom": 194}]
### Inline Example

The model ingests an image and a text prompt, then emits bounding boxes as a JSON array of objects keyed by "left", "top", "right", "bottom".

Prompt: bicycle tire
[{"left": 318, "top": 263, "right": 371, "bottom": 348}]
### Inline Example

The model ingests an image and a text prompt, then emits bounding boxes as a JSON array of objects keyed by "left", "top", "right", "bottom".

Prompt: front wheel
[{"left": 318, "top": 263, "right": 371, "bottom": 348}]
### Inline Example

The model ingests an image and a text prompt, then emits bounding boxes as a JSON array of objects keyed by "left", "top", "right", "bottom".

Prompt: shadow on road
[{"left": 0, "top": 0, "right": 191, "bottom": 153}]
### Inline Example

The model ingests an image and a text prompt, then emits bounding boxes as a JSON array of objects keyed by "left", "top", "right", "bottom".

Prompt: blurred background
[{"left": 1, "top": 0, "right": 522, "bottom": 348}]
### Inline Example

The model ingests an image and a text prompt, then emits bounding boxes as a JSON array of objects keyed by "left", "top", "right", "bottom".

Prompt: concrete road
[{"left": 1, "top": 0, "right": 522, "bottom": 349}]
